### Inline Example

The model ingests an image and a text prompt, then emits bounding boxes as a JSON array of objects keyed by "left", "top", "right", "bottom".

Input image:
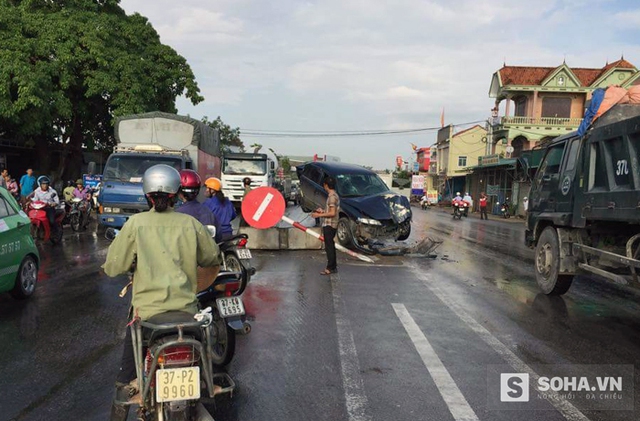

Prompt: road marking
[
  {"left": 392, "top": 303, "right": 479, "bottom": 421},
  {"left": 251, "top": 192, "right": 273, "bottom": 221},
  {"left": 331, "top": 275, "right": 371, "bottom": 421},
  {"left": 411, "top": 267, "right": 592, "bottom": 421}
]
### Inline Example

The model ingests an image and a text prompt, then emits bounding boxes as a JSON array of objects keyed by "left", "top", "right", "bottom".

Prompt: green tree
[
  {"left": 202, "top": 116, "right": 243, "bottom": 152},
  {"left": 0, "top": 0, "right": 203, "bottom": 179},
  {"left": 279, "top": 156, "right": 291, "bottom": 173}
]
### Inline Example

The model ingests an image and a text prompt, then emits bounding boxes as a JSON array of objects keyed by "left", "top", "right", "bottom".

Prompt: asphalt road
[{"left": 1, "top": 207, "right": 640, "bottom": 421}]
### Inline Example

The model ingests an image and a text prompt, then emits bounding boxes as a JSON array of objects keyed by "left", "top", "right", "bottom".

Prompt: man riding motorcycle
[
  {"left": 31, "top": 176, "right": 64, "bottom": 235},
  {"left": 103, "top": 164, "right": 222, "bottom": 421}
]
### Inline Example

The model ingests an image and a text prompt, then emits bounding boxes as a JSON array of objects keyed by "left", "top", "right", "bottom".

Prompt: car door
[
  {"left": 556, "top": 136, "right": 581, "bottom": 213},
  {"left": 0, "top": 192, "right": 28, "bottom": 292},
  {"left": 532, "top": 142, "right": 566, "bottom": 213}
]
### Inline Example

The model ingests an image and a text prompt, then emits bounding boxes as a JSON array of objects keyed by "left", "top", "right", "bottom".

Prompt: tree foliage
[
  {"left": 202, "top": 116, "right": 243, "bottom": 152},
  {"left": 0, "top": 0, "right": 203, "bottom": 179}
]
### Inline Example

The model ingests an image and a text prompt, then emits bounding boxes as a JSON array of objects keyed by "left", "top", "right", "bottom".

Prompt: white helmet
[{"left": 142, "top": 164, "right": 181, "bottom": 195}]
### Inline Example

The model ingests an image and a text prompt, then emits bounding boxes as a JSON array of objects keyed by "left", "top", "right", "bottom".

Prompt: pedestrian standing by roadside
[
  {"left": 312, "top": 176, "right": 339, "bottom": 275},
  {"left": 479, "top": 192, "right": 488, "bottom": 220},
  {"left": 0, "top": 169, "right": 8, "bottom": 189},
  {"left": 19, "top": 168, "right": 37, "bottom": 204}
]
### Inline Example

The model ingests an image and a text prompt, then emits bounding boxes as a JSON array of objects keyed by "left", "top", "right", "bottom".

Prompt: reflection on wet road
[{"left": 1, "top": 209, "right": 640, "bottom": 421}]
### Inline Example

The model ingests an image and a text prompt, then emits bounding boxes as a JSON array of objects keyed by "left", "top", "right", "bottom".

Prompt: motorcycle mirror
[{"left": 206, "top": 225, "right": 217, "bottom": 238}]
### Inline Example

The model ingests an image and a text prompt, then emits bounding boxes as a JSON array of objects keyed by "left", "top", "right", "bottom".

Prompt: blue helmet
[{"left": 37, "top": 176, "right": 50, "bottom": 185}]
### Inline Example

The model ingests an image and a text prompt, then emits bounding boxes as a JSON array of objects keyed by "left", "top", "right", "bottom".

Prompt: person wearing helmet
[
  {"left": 176, "top": 169, "right": 222, "bottom": 242},
  {"left": 103, "top": 164, "right": 222, "bottom": 420},
  {"left": 63, "top": 180, "right": 75, "bottom": 202},
  {"left": 203, "top": 177, "right": 236, "bottom": 240},
  {"left": 242, "top": 177, "right": 252, "bottom": 198},
  {"left": 72, "top": 178, "right": 89, "bottom": 200},
  {"left": 31, "top": 176, "right": 63, "bottom": 235}
]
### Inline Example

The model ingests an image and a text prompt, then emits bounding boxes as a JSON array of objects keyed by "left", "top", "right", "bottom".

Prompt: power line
[{"left": 240, "top": 120, "right": 486, "bottom": 137}]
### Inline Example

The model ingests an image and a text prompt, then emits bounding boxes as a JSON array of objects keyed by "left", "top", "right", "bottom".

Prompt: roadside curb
[{"left": 238, "top": 226, "right": 324, "bottom": 250}]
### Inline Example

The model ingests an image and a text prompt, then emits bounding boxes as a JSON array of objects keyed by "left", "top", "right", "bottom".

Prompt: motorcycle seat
[{"left": 142, "top": 311, "right": 203, "bottom": 343}]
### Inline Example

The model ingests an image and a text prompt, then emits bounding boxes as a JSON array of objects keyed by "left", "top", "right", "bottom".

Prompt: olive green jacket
[{"left": 103, "top": 208, "right": 221, "bottom": 320}]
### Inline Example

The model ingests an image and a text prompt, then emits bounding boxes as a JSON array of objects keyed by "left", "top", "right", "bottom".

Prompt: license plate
[
  {"left": 237, "top": 248, "right": 252, "bottom": 259},
  {"left": 155, "top": 367, "right": 200, "bottom": 402},
  {"left": 216, "top": 296, "right": 245, "bottom": 317}
]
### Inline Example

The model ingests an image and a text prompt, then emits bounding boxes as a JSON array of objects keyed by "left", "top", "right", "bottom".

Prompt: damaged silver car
[{"left": 297, "top": 162, "right": 412, "bottom": 250}]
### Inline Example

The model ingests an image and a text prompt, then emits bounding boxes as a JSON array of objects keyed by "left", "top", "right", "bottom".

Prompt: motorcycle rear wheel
[
  {"left": 70, "top": 214, "right": 81, "bottom": 232},
  {"left": 224, "top": 253, "right": 243, "bottom": 273},
  {"left": 210, "top": 313, "right": 236, "bottom": 366}
]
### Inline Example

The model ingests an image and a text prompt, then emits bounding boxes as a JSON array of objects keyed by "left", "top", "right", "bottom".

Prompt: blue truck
[{"left": 98, "top": 112, "right": 221, "bottom": 231}]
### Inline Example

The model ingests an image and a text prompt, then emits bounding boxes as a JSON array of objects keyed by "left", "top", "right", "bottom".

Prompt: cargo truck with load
[
  {"left": 526, "top": 104, "right": 640, "bottom": 295},
  {"left": 98, "top": 112, "right": 220, "bottom": 230}
]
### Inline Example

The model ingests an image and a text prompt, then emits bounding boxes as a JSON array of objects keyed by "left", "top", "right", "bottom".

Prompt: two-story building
[
  {"left": 468, "top": 58, "right": 640, "bottom": 215},
  {"left": 434, "top": 124, "right": 487, "bottom": 199}
]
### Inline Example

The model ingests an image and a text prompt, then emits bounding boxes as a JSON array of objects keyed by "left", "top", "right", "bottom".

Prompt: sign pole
[{"left": 281, "top": 215, "right": 375, "bottom": 263}]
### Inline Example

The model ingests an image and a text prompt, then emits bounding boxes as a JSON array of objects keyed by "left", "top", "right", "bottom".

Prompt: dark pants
[
  {"left": 45, "top": 207, "right": 60, "bottom": 233},
  {"left": 480, "top": 206, "right": 488, "bottom": 220},
  {"left": 117, "top": 327, "right": 137, "bottom": 384},
  {"left": 322, "top": 226, "right": 337, "bottom": 271}
]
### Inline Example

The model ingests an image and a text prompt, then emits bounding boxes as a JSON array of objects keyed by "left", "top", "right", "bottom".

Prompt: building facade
[{"left": 434, "top": 124, "right": 487, "bottom": 199}]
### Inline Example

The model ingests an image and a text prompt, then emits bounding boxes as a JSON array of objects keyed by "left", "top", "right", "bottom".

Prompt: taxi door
[{"left": 0, "top": 190, "right": 35, "bottom": 292}]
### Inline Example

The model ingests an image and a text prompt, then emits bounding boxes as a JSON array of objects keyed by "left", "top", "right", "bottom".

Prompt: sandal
[{"left": 320, "top": 269, "right": 337, "bottom": 275}]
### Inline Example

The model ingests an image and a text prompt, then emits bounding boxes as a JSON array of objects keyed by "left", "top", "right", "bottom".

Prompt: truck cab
[
  {"left": 221, "top": 152, "right": 277, "bottom": 204},
  {"left": 98, "top": 148, "right": 189, "bottom": 228}
]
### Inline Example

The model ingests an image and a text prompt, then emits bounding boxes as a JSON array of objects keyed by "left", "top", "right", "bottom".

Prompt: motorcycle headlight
[{"left": 357, "top": 218, "right": 382, "bottom": 226}]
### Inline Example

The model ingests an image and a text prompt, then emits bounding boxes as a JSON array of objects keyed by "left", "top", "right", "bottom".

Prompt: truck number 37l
[{"left": 616, "top": 159, "right": 629, "bottom": 176}]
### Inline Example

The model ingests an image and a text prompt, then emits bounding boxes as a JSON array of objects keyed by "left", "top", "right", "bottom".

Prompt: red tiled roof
[{"left": 498, "top": 59, "right": 637, "bottom": 87}]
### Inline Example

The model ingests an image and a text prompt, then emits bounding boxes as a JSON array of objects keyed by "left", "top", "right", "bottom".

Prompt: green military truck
[{"left": 526, "top": 104, "right": 640, "bottom": 295}]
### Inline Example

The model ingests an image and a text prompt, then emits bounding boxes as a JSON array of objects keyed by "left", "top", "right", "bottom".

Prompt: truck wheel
[
  {"left": 535, "top": 227, "right": 573, "bottom": 295},
  {"left": 336, "top": 217, "right": 355, "bottom": 247}
]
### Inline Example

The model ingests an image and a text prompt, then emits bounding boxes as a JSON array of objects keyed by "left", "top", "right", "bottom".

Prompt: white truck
[{"left": 221, "top": 149, "right": 279, "bottom": 205}]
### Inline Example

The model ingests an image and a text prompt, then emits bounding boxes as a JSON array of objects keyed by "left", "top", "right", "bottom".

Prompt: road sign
[{"left": 241, "top": 187, "right": 286, "bottom": 229}]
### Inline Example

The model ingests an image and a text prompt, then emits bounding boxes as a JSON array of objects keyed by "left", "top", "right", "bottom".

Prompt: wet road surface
[{"left": 1, "top": 208, "right": 640, "bottom": 420}]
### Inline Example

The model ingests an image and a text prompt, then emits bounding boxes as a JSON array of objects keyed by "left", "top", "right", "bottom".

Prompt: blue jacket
[
  {"left": 176, "top": 200, "right": 222, "bottom": 243},
  {"left": 203, "top": 196, "right": 236, "bottom": 236}
]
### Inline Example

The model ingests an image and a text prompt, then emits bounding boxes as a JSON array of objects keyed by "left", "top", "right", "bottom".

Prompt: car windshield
[
  {"left": 104, "top": 156, "right": 182, "bottom": 182},
  {"left": 223, "top": 159, "right": 267, "bottom": 175},
  {"left": 335, "top": 173, "right": 389, "bottom": 197}
]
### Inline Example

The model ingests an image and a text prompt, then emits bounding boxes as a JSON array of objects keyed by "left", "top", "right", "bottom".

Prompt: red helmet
[{"left": 179, "top": 169, "right": 202, "bottom": 195}]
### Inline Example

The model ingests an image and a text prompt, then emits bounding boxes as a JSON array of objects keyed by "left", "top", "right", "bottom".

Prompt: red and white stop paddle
[{"left": 241, "top": 187, "right": 374, "bottom": 264}]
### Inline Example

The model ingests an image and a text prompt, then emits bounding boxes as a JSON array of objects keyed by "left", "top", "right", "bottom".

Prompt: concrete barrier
[{"left": 238, "top": 226, "right": 323, "bottom": 250}]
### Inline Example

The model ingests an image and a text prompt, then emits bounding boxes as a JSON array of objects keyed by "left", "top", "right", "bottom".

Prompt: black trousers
[
  {"left": 480, "top": 206, "right": 488, "bottom": 220},
  {"left": 322, "top": 226, "right": 337, "bottom": 271},
  {"left": 117, "top": 327, "right": 137, "bottom": 384}
]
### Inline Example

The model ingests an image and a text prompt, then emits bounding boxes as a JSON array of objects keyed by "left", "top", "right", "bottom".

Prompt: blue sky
[{"left": 121, "top": 0, "right": 640, "bottom": 169}]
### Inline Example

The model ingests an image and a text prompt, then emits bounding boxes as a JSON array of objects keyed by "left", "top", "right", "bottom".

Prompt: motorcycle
[
  {"left": 452, "top": 201, "right": 469, "bottom": 220},
  {"left": 28, "top": 201, "right": 65, "bottom": 244},
  {"left": 130, "top": 290, "right": 240, "bottom": 421},
  {"left": 67, "top": 197, "right": 92, "bottom": 232},
  {"left": 218, "top": 234, "right": 256, "bottom": 282},
  {"left": 499, "top": 201, "right": 511, "bottom": 219}
]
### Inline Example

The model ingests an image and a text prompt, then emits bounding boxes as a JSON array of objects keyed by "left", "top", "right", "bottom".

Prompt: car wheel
[
  {"left": 11, "top": 255, "right": 38, "bottom": 299},
  {"left": 535, "top": 226, "right": 573, "bottom": 295},
  {"left": 336, "top": 217, "right": 355, "bottom": 247},
  {"left": 397, "top": 221, "right": 411, "bottom": 241}
]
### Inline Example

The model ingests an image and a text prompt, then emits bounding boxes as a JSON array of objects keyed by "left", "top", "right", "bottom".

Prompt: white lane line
[
  {"left": 252, "top": 192, "right": 273, "bottom": 221},
  {"left": 331, "top": 275, "right": 371, "bottom": 421},
  {"left": 392, "top": 303, "right": 480, "bottom": 421},
  {"left": 412, "top": 268, "right": 591, "bottom": 421}
]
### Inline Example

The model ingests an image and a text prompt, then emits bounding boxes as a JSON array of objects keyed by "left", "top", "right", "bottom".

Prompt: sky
[{"left": 121, "top": 0, "right": 640, "bottom": 170}]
